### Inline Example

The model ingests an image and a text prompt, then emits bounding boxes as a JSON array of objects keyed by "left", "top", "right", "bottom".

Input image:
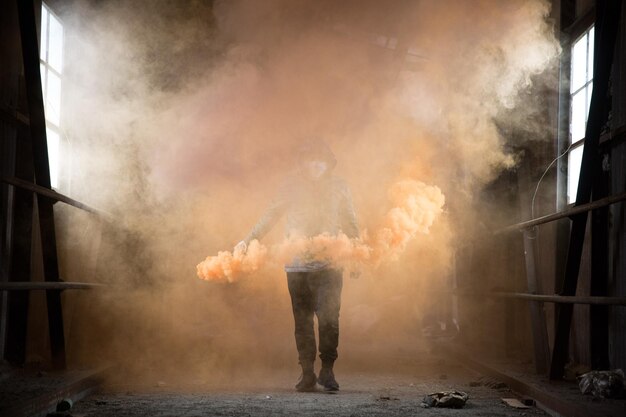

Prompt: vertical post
[
  {"left": 517, "top": 157, "right": 549, "bottom": 374},
  {"left": 1, "top": 0, "right": 34, "bottom": 366},
  {"left": 550, "top": 0, "right": 622, "bottom": 379},
  {"left": 590, "top": 151, "right": 610, "bottom": 370},
  {"left": 16, "top": 0, "right": 66, "bottom": 369},
  {"left": 3, "top": 132, "right": 35, "bottom": 365},
  {"left": 522, "top": 228, "right": 550, "bottom": 374}
]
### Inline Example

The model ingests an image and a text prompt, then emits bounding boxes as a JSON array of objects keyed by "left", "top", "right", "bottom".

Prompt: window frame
[
  {"left": 40, "top": 2, "right": 64, "bottom": 190},
  {"left": 566, "top": 24, "right": 594, "bottom": 205}
]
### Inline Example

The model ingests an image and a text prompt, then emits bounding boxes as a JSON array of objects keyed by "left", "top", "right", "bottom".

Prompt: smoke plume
[{"left": 49, "top": 0, "right": 560, "bottom": 384}]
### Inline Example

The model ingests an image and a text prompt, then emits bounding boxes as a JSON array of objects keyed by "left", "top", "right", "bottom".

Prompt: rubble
[
  {"left": 501, "top": 398, "right": 529, "bottom": 409},
  {"left": 578, "top": 369, "right": 624, "bottom": 399},
  {"left": 421, "top": 390, "right": 469, "bottom": 408}
]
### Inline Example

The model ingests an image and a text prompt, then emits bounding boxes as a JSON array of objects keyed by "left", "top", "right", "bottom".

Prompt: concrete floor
[{"left": 72, "top": 361, "right": 547, "bottom": 416}]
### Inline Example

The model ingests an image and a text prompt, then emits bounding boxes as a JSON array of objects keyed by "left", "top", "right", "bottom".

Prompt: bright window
[
  {"left": 567, "top": 26, "right": 594, "bottom": 204},
  {"left": 40, "top": 3, "right": 64, "bottom": 188}
]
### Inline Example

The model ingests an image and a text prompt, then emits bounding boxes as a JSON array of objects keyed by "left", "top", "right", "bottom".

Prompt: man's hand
[{"left": 233, "top": 240, "right": 247, "bottom": 255}]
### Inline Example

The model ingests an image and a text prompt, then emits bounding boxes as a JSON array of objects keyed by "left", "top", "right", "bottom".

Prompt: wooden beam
[
  {"left": 522, "top": 229, "right": 550, "bottom": 374},
  {"left": 431, "top": 289, "right": 626, "bottom": 305},
  {"left": 0, "top": 176, "right": 103, "bottom": 215},
  {"left": 16, "top": 0, "right": 66, "bottom": 370},
  {"left": 489, "top": 292, "right": 626, "bottom": 305},
  {"left": 3, "top": 133, "right": 35, "bottom": 366},
  {"left": 495, "top": 191, "right": 626, "bottom": 234},
  {"left": 550, "top": 0, "right": 622, "bottom": 380},
  {"left": 0, "top": 282, "right": 105, "bottom": 291}
]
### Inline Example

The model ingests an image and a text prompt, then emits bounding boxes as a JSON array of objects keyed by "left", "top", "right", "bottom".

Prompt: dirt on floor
[{"left": 71, "top": 357, "right": 547, "bottom": 417}]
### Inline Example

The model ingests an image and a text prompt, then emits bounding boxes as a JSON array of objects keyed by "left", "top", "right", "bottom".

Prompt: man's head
[{"left": 297, "top": 139, "right": 336, "bottom": 181}]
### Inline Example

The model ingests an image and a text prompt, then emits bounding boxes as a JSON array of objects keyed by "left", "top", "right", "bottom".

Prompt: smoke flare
[{"left": 196, "top": 180, "right": 445, "bottom": 283}]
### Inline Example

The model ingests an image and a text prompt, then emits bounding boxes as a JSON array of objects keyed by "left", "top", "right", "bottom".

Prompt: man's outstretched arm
[
  {"left": 341, "top": 183, "right": 359, "bottom": 238},
  {"left": 236, "top": 183, "right": 289, "bottom": 251}
]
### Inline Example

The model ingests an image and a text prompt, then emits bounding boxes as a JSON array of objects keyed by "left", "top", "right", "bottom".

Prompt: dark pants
[{"left": 287, "top": 269, "right": 343, "bottom": 369}]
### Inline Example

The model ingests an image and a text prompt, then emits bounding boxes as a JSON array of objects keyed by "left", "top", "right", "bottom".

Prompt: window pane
[
  {"left": 48, "top": 13, "right": 63, "bottom": 73},
  {"left": 40, "top": 6, "right": 48, "bottom": 61},
  {"left": 587, "top": 82, "right": 593, "bottom": 115},
  {"left": 587, "top": 28, "right": 594, "bottom": 81},
  {"left": 40, "top": 63, "right": 47, "bottom": 98},
  {"left": 46, "top": 128, "right": 60, "bottom": 189},
  {"left": 568, "top": 145, "right": 584, "bottom": 204},
  {"left": 570, "top": 89, "right": 587, "bottom": 142},
  {"left": 45, "top": 70, "right": 61, "bottom": 125},
  {"left": 571, "top": 33, "right": 587, "bottom": 92}
]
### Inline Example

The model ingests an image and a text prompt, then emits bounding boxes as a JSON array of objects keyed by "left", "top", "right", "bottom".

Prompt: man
[{"left": 234, "top": 139, "right": 359, "bottom": 392}]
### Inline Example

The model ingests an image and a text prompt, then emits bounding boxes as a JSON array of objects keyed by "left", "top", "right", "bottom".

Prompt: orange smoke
[
  {"left": 196, "top": 239, "right": 267, "bottom": 283},
  {"left": 196, "top": 179, "right": 445, "bottom": 283},
  {"left": 373, "top": 180, "right": 446, "bottom": 262}
]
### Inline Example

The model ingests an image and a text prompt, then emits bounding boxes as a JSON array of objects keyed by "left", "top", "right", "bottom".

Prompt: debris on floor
[
  {"left": 468, "top": 376, "right": 508, "bottom": 390},
  {"left": 501, "top": 397, "right": 530, "bottom": 409},
  {"left": 564, "top": 362, "right": 591, "bottom": 381},
  {"left": 421, "top": 390, "right": 469, "bottom": 408},
  {"left": 578, "top": 369, "right": 624, "bottom": 398},
  {"left": 57, "top": 398, "right": 73, "bottom": 412}
]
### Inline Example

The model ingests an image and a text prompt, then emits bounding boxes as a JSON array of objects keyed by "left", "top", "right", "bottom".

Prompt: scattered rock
[{"left": 56, "top": 398, "right": 73, "bottom": 412}]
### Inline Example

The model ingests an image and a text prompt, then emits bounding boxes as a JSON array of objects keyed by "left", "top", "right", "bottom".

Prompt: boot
[
  {"left": 317, "top": 366, "right": 339, "bottom": 391},
  {"left": 295, "top": 364, "right": 317, "bottom": 392}
]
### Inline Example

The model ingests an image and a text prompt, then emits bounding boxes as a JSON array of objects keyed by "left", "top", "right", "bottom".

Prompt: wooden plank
[
  {"left": 590, "top": 137, "right": 610, "bottom": 370},
  {"left": 0, "top": 175, "right": 103, "bottom": 215},
  {"left": 495, "top": 191, "right": 626, "bottom": 234},
  {"left": 550, "top": 0, "right": 623, "bottom": 380},
  {"left": 3, "top": 132, "right": 35, "bottom": 365},
  {"left": 522, "top": 229, "right": 550, "bottom": 374},
  {"left": 441, "top": 289, "right": 626, "bottom": 305},
  {"left": 0, "top": 282, "right": 105, "bottom": 290},
  {"left": 501, "top": 398, "right": 530, "bottom": 409},
  {"left": 16, "top": 0, "right": 66, "bottom": 369}
]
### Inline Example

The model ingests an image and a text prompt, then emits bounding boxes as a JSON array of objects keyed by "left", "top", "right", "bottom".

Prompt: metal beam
[{"left": 550, "top": 0, "right": 622, "bottom": 380}]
